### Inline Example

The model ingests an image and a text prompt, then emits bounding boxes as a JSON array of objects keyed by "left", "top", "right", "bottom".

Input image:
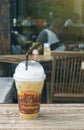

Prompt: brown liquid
[{"left": 18, "top": 91, "right": 41, "bottom": 114}]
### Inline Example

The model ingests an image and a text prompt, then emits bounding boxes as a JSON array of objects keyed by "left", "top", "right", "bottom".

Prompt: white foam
[{"left": 13, "top": 60, "right": 46, "bottom": 81}]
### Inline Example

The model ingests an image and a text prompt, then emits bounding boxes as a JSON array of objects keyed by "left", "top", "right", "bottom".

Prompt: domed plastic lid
[{"left": 13, "top": 60, "right": 46, "bottom": 81}]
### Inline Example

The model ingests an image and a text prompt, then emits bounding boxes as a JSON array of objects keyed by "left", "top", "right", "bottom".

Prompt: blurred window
[{"left": 17, "top": 0, "right": 84, "bottom": 51}]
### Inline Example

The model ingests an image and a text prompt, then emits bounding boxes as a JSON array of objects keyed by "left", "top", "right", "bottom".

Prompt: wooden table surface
[
  {"left": 0, "top": 104, "right": 84, "bottom": 130},
  {"left": 0, "top": 55, "right": 52, "bottom": 64}
]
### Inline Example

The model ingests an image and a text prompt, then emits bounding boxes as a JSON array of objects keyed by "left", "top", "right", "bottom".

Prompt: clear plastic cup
[{"left": 13, "top": 60, "right": 46, "bottom": 119}]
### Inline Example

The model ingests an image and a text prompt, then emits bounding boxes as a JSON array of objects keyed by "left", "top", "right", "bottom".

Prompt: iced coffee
[{"left": 13, "top": 60, "right": 46, "bottom": 119}]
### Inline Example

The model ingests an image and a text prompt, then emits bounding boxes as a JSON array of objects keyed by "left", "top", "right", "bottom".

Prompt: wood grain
[
  {"left": 0, "top": 55, "right": 52, "bottom": 64},
  {"left": 0, "top": 104, "right": 84, "bottom": 130}
]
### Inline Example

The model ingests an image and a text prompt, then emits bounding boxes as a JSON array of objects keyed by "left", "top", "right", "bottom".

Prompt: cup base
[{"left": 19, "top": 112, "right": 39, "bottom": 119}]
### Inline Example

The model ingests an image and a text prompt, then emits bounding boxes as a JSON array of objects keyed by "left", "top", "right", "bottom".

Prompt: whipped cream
[{"left": 13, "top": 60, "right": 46, "bottom": 81}]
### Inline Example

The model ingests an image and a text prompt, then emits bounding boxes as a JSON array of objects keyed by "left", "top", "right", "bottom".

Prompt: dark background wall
[{"left": 0, "top": 0, "right": 10, "bottom": 76}]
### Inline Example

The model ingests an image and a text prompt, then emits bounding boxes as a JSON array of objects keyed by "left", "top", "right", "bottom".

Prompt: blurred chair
[{"left": 47, "top": 51, "right": 84, "bottom": 103}]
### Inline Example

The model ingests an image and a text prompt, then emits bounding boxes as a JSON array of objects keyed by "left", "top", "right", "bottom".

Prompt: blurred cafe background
[
  {"left": 10, "top": 0, "right": 84, "bottom": 54},
  {"left": 0, "top": 0, "right": 84, "bottom": 54},
  {"left": 0, "top": 0, "right": 84, "bottom": 102}
]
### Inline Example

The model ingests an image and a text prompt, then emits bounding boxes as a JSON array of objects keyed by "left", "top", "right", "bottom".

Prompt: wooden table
[
  {"left": 0, "top": 54, "right": 52, "bottom": 64},
  {"left": 0, "top": 104, "right": 84, "bottom": 130}
]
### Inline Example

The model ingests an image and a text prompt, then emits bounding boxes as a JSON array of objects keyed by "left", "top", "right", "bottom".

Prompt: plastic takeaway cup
[{"left": 13, "top": 60, "right": 46, "bottom": 119}]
